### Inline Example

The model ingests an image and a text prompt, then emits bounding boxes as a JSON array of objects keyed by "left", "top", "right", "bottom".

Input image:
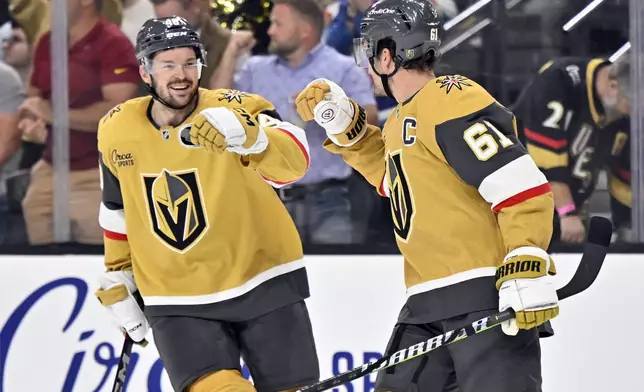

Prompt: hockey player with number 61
[{"left": 296, "top": 0, "right": 558, "bottom": 391}]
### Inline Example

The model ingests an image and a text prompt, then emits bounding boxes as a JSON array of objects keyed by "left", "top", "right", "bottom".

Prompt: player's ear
[
  {"left": 380, "top": 48, "right": 395, "bottom": 74},
  {"left": 140, "top": 65, "right": 151, "bottom": 84}
]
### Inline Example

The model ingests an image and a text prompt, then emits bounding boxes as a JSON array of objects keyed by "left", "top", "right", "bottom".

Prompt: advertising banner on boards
[{"left": 0, "top": 254, "right": 641, "bottom": 391}]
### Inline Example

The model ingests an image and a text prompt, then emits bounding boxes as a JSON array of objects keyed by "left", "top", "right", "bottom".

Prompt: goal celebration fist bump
[
  {"left": 190, "top": 107, "right": 268, "bottom": 155},
  {"left": 295, "top": 79, "right": 368, "bottom": 147}
]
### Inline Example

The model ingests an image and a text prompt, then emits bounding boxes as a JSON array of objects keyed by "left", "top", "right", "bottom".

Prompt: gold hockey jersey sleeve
[
  {"left": 98, "top": 107, "right": 132, "bottom": 272},
  {"left": 323, "top": 125, "right": 388, "bottom": 196},
  {"left": 241, "top": 107, "right": 310, "bottom": 187},
  {"left": 424, "top": 79, "right": 554, "bottom": 253}
]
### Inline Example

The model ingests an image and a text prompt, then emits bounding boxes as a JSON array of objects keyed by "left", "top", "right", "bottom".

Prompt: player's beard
[{"left": 155, "top": 77, "right": 198, "bottom": 110}]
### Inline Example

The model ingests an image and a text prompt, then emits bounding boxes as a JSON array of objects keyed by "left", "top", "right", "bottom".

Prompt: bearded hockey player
[
  {"left": 512, "top": 55, "right": 631, "bottom": 244},
  {"left": 296, "top": 1, "right": 558, "bottom": 391},
  {"left": 94, "top": 16, "right": 319, "bottom": 392}
]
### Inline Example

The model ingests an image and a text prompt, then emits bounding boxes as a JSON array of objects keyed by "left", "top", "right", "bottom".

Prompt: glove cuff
[
  {"left": 98, "top": 270, "right": 137, "bottom": 293},
  {"left": 327, "top": 100, "right": 368, "bottom": 147},
  {"left": 495, "top": 246, "right": 552, "bottom": 290}
]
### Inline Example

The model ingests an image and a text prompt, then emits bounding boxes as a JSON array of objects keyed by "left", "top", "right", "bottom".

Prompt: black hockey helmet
[
  {"left": 354, "top": 0, "right": 442, "bottom": 98},
  {"left": 136, "top": 16, "right": 207, "bottom": 67}
]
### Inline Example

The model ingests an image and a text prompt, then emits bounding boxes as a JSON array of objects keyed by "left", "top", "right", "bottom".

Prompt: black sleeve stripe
[
  {"left": 99, "top": 152, "right": 124, "bottom": 210},
  {"left": 435, "top": 102, "right": 527, "bottom": 188}
]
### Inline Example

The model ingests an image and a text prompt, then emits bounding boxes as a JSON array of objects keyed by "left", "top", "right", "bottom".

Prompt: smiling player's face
[{"left": 141, "top": 47, "right": 201, "bottom": 110}]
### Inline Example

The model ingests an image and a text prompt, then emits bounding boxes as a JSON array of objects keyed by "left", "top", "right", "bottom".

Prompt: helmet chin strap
[{"left": 369, "top": 58, "right": 401, "bottom": 101}]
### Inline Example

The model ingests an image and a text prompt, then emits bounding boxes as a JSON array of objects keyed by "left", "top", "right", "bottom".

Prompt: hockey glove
[
  {"left": 495, "top": 247, "right": 559, "bottom": 336},
  {"left": 190, "top": 107, "right": 268, "bottom": 155},
  {"left": 295, "top": 78, "right": 367, "bottom": 147},
  {"left": 95, "top": 270, "right": 149, "bottom": 344}
]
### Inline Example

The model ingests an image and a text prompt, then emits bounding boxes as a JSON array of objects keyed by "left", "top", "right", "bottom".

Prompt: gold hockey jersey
[
  {"left": 98, "top": 88, "right": 311, "bottom": 319},
  {"left": 325, "top": 75, "right": 554, "bottom": 323}
]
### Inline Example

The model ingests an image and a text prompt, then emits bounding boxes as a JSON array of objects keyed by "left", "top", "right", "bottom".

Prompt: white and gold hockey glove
[
  {"left": 295, "top": 78, "right": 367, "bottom": 147},
  {"left": 95, "top": 270, "right": 149, "bottom": 345},
  {"left": 189, "top": 107, "right": 268, "bottom": 155},
  {"left": 495, "top": 247, "right": 559, "bottom": 336}
]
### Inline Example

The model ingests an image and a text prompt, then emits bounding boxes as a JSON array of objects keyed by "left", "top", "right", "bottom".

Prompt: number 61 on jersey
[{"left": 463, "top": 120, "right": 515, "bottom": 161}]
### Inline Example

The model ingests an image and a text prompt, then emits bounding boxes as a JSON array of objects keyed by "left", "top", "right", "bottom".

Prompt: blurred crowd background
[{"left": 0, "top": 0, "right": 636, "bottom": 252}]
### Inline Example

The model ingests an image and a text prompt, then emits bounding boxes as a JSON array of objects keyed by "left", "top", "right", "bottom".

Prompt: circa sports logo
[
  {"left": 111, "top": 150, "right": 134, "bottom": 168},
  {"left": 0, "top": 277, "right": 171, "bottom": 391}
]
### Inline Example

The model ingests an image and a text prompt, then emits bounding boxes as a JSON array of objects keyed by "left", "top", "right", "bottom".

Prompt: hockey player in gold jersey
[
  {"left": 296, "top": 1, "right": 558, "bottom": 391},
  {"left": 94, "top": 16, "right": 319, "bottom": 392}
]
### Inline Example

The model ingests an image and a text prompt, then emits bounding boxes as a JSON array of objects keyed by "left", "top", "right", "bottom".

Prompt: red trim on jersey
[
  {"left": 104, "top": 230, "right": 127, "bottom": 241},
  {"left": 277, "top": 127, "right": 310, "bottom": 168},
  {"left": 261, "top": 127, "right": 310, "bottom": 185},
  {"left": 378, "top": 176, "right": 388, "bottom": 197},
  {"left": 493, "top": 183, "right": 552, "bottom": 212},
  {"left": 524, "top": 128, "right": 568, "bottom": 150},
  {"left": 379, "top": 182, "right": 387, "bottom": 197}
]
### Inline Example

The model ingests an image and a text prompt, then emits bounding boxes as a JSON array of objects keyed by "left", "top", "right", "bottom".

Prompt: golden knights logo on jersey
[
  {"left": 388, "top": 151, "right": 415, "bottom": 241},
  {"left": 142, "top": 168, "right": 208, "bottom": 253}
]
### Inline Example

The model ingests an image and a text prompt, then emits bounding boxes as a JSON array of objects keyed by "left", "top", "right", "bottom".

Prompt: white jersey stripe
[
  {"left": 98, "top": 203, "right": 127, "bottom": 234},
  {"left": 478, "top": 155, "right": 549, "bottom": 210},
  {"left": 143, "top": 258, "right": 305, "bottom": 306}
]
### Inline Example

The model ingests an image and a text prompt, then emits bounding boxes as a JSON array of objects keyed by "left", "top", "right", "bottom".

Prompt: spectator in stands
[
  {"left": 0, "top": 60, "right": 24, "bottom": 245},
  {"left": 9, "top": 0, "right": 123, "bottom": 47},
  {"left": 3, "top": 18, "right": 43, "bottom": 186},
  {"left": 2, "top": 20, "right": 30, "bottom": 84},
  {"left": 323, "top": 0, "right": 371, "bottom": 56},
  {"left": 151, "top": 0, "right": 255, "bottom": 89},
  {"left": 19, "top": 0, "right": 139, "bottom": 245},
  {"left": 219, "top": 0, "right": 378, "bottom": 244},
  {"left": 120, "top": 0, "right": 156, "bottom": 46}
]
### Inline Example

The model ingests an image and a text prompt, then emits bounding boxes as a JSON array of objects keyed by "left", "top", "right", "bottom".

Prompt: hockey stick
[
  {"left": 111, "top": 335, "right": 135, "bottom": 392},
  {"left": 110, "top": 292, "right": 148, "bottom": 392},
  {"left": 298, "top": 216, "right": 613, "bottom": 392}
]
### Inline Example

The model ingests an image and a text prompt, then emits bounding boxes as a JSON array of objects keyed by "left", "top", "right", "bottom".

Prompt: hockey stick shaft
[
  {"left": 111, "top": 335, "right": 135, "bottom": 392},
  {"left": 298, "top": 217, "right": 612, "bottom": 392},
  {"left": 110, "top": 291, "right": 147, "bottom": 392}
]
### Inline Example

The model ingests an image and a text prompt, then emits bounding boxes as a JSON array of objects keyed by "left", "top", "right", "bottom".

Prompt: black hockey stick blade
[
  {"left": 556, "top": 216, "right": 612, "bottom": 300},
  {"left": 111, "top": 335, "right": 134, "bottom": 392},
  {"left": 297, "top": 217, "right": 612, "bottom": 392}
]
